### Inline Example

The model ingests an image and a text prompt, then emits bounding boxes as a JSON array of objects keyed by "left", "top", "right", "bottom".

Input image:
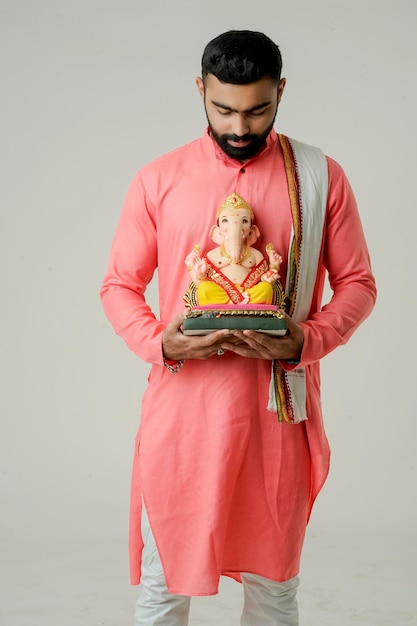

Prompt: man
[{"left": 100, "top": 30, "right": 376, "bottom": 626}]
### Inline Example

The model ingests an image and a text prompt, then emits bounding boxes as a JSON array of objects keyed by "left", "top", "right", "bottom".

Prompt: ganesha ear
[
  {"left": 247, "top": 225, "right": 261, "bottom": 245},
  {"left": 209, "top": 225, "right": 224, "bottom": 245}
]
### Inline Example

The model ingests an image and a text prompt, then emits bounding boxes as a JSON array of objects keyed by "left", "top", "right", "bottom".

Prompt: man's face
[{"left": 196, "top": 73, "right": 286, "bottom": 161}]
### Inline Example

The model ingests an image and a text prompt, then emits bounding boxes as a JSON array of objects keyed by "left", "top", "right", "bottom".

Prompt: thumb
[
  {"left": 169, "top": 308, "right": 190, "bottom": 331},
  {"left": 278, "top": 310, "right": 296, "bottom": 332}
]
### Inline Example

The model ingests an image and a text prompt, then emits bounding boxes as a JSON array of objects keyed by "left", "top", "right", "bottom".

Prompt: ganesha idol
[{"left": 182, "top": 193, "right": 287, "bottom": 336}]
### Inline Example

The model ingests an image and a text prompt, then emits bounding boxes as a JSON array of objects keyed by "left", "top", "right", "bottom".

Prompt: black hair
[{"left": 201, "top": 30, "right": 282, "bottom": 85}]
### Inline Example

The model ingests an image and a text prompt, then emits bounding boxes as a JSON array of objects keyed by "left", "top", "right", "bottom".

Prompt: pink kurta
[{"left": 100, "top": 129, "right": 376, "bottom": 595}]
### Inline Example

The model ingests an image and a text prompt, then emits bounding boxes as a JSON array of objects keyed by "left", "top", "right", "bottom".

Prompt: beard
[{"left": 207, "top": 109, "right": 277, "bottom": 161}]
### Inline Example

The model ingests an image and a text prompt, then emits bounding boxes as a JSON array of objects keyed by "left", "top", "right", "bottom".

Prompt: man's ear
[
  {"left": 277, "top": 78, "right": 286, "bottom": 104},
  {"left": 196, "top": 77, "right": 205, "bottom": 101}
]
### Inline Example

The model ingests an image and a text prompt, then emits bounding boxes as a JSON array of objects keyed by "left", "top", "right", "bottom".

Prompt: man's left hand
[{"left": 219, "top": 312, "right": 304, "bottom": 361}]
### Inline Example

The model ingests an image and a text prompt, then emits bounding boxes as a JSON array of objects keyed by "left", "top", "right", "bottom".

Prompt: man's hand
[
  {"left": 219, "top": 313, "right": 304, "bottom": 361},
  {"left": 162, "top": 310, "right": 242, "bottom": 361}
]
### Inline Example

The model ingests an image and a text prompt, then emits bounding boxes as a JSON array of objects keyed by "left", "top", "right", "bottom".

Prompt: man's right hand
[{"left": 162, "top": 310, "right": 240, "bottom": 361}]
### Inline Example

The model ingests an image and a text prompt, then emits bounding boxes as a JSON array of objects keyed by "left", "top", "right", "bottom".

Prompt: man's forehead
[{"left": 204, "top": 73, "right": 277, "bottom": 95}]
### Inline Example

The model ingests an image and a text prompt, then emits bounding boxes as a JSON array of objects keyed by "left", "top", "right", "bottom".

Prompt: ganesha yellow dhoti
[{"left": 197, "top": 257, "right": 274, "bottom": 305}]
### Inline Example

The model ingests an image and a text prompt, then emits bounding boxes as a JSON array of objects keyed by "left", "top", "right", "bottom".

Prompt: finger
[
  {"left": 201, "top": 329, "right": 233, "bottom": 347},
  {"left": 278, "top": 309, "right": 295, "bottom": 328},
  {"left": 180, "top": 330, "right": 233, "bottom": 360},
  {"left": 228, "top": 331, "right": 273, "bottom": 357},
  {"left": 166, "top": 309, "right": 190, "bottom": 332},
  {"left": 219, "top": 342, "right": 256, "bottom": 358},
  {"left": 237, "top": 329, "right": 271, "bottom": 347},
  {"left": 221, "top": 341, "right": 271, "bottom": 359}
]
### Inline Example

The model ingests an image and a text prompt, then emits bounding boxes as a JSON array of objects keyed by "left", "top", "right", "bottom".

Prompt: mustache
[{"left": 223, "top": 134, "right": 254, "bottom": 142}]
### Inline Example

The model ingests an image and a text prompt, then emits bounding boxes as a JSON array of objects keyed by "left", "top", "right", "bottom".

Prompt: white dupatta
[{"left": 268, "top": 136, "right": 328, "bottom": 423}]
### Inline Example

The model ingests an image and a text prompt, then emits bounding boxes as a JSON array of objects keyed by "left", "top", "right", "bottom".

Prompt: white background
[{"left": 1, "top": 1, "right": 416, "bottom": 624}]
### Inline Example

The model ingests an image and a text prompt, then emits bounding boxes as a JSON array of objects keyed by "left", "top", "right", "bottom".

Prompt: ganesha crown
[{"left": 216, "top": 192, "right": 254, "bottom": 220}]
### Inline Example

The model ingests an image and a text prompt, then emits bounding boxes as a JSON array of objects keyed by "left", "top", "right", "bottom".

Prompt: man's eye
[
  {"left": 249, "top": 108, "right": 267, "bottom": 117},
  {"left": 217, "top": 109, "right": 232, "bottom": 116}
]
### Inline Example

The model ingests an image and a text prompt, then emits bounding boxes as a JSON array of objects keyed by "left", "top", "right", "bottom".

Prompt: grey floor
[{"left": 2, "top": 527, "right": 415, "bottom": 625}]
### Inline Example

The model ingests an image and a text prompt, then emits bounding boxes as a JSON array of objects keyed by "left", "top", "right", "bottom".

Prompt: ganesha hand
[
  {"left": 265, "top": 244, "right": 282, "bottom": 275},
  {"left": 185, "top": 245, "right": 207, "bottom": 282},
  {"left": 261, "top": 268, "right": 279, "bottom": 284},
  {"left": 185, "top": 246, "right": 201, "bottom": 269}
]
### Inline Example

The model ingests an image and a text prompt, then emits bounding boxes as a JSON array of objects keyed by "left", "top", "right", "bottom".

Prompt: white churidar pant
[{"left": 135, "top": 505, "right": 299, "bottom": 626}]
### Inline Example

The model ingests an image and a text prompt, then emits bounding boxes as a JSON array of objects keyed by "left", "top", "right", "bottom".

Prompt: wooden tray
[{"left": 182, "top": 304, "right": 287, "bottom": 336}]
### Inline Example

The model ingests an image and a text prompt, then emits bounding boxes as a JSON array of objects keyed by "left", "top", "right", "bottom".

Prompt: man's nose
[{"left": 232, "top": 114, "right": 250, "bottom": 138}]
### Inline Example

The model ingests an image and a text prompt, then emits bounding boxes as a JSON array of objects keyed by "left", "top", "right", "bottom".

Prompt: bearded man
[{"left": 101, "top": 30, "right": 376, "bottom": 626}]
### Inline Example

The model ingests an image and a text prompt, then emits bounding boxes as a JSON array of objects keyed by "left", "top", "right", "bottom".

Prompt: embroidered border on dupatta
[{"left": 273, "top": 135, "right": 303, "bottom": 423}]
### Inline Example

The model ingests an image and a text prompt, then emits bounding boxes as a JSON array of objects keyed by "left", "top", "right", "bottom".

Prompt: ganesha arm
[
  {"left": 185, "top": 245, "right": 208, "bottom": 285},
  {"left": 260, "top": 244, "right": 283, "bottom": 284}
]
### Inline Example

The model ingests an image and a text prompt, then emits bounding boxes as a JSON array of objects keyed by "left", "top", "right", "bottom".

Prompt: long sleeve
[
  {"left": 100, "top": 172, "right": 165, "bottom": 365},
  {"left": 299, "top": 158, "right": 377, "bottom": 365}
]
